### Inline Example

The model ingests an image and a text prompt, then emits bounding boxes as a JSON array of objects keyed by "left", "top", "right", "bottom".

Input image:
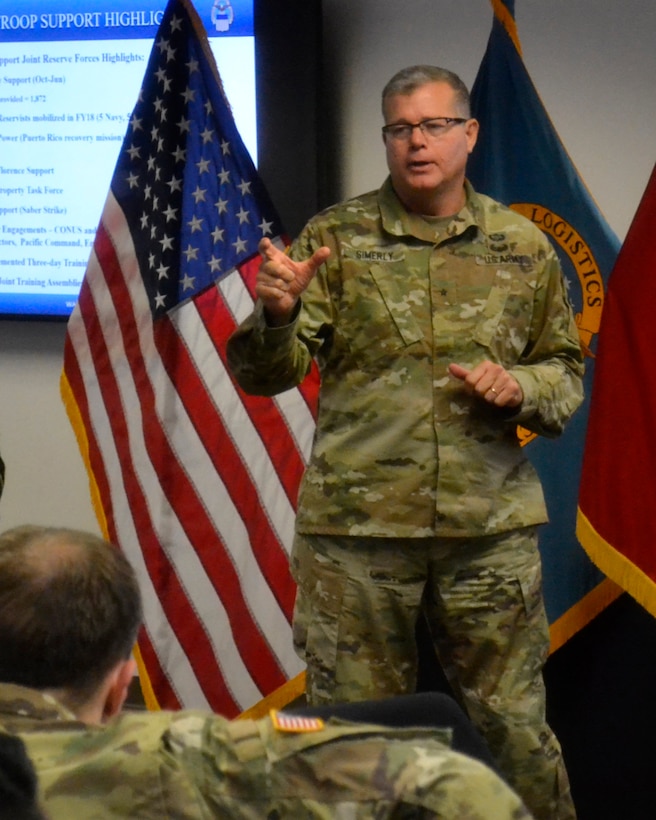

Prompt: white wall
[
  {"left": 0, "top": 320, "right": 99, "bottom": 532},
  {"left": 1, "top": 0, "right": 655, "bottom": 532}
]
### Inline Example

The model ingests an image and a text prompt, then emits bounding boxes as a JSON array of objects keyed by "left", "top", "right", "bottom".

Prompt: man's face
[{"left": 383, "top": 81, "right": 479, "bottom": 215}]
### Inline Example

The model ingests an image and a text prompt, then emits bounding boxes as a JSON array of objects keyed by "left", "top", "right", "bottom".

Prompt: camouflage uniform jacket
[
  {"left": 0, "top": 683, "right": 532, "bottom": 819},
  {"left": 227, "top": 178, "right": 584, "bottom": 538}
]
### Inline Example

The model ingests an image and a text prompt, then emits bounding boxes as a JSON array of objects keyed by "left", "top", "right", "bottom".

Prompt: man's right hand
[{"left": 256, "top": 237, "right": 330, "bottom": 326}]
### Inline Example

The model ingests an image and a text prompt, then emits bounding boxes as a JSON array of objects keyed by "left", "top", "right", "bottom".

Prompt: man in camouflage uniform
[
  {"left": 0, "top": 524, "right": 531, "bottom": 819},
  {"left": 227, "top": 65, "right": 583, "bottom": 820}
]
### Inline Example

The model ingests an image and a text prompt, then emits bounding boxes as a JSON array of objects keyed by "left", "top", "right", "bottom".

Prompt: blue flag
[{"left": 467, "top": 0, "right": 621, "bottom": 649}]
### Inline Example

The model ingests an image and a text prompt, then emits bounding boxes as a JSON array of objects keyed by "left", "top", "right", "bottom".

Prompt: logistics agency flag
[
  {"left": 467, "top": 0, "right": 621, "bottom": 648},
  {"left": 61, "top": 0, "right": 318, "bottom": 715},
  {"left": 577, "top": 163, "right": 656, "bottom": 617}
]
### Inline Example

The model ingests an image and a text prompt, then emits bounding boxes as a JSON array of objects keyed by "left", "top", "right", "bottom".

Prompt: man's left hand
[{"left": 449, "top": 361, "right": 523, "bottom": 408}]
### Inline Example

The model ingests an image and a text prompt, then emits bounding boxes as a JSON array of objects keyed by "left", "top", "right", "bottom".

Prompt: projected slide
[{"left": 0, "top": 0, "right": 255, "bottom": 317}]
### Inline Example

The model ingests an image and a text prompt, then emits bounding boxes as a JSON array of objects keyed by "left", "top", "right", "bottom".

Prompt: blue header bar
[{"left": 0, "top": 0, "right": 253, "bottom": 43}]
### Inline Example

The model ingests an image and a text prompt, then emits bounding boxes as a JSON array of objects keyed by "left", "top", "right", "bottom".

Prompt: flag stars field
[{"left": 113, "top": 25, "right": 279, "bottom": 317}]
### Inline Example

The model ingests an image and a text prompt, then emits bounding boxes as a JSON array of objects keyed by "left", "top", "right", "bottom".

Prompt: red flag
[
  {"left": 61, "top": 0, "right": 317, "bottom": 715},
  {"left": 577, "top": 161, "right": 656, "bottom": 616}
]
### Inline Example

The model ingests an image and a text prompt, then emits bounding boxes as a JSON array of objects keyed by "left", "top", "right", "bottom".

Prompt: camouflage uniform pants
[{"left": 291, "top": 527, "right": 576, "bottom": 820}]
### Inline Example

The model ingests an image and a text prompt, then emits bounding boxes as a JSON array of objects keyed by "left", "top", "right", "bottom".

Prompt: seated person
[{"left": 0, "top": 525, "right": 531, "bottom": 819}]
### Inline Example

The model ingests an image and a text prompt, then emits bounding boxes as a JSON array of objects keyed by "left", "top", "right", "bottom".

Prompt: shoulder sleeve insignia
[{"left": 270, "top": 710, "right": 325, "bottom": 733}]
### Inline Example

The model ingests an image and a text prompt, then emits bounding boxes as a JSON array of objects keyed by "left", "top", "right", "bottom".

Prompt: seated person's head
[{"left": 0, "top": 526, "right": 143, "bottom": 722}]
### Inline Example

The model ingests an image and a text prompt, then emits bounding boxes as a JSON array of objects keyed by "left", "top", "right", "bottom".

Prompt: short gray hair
[{"left": 381, "top": 65, "right": 471, "bottom": 119}]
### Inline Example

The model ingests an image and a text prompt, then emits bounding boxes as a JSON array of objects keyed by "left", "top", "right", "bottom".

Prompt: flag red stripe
[{"left": 136, "top": 627, "right": 182, "bottom": 711}]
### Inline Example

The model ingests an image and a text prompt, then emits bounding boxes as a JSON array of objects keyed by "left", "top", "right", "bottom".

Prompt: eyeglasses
[{"left": 382, "top": 117, "right": 468, "bottom": 142}]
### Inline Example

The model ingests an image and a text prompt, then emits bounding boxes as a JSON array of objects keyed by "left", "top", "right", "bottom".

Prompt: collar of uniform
[
  {"left": 378, "top": 177, "right": 485, "bottom": 244},
  {"left": 0, "top": 682, "right": 74, "bottom": 723}
]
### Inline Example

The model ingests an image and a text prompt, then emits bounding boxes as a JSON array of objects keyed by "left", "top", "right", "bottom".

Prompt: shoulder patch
[{"left": 270, "top": 710, "right": 325, "bottom": 733}]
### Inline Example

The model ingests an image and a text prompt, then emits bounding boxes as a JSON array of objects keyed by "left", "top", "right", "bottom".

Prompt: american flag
[{"left": 61, "top": 0, "right": 318, "bottom": 715}]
